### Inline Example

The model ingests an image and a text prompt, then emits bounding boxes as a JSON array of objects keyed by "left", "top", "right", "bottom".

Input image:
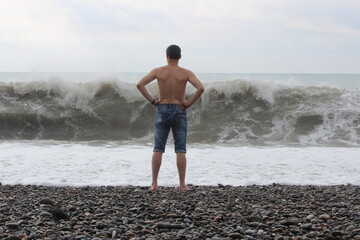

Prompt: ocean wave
[{"left": 1, "top": 78, "right": 360, "bottom": 146}]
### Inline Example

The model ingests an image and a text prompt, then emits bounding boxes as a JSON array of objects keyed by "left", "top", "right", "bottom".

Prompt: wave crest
[{"left": 1, "top": 79, "right": 360, "bottom": 146}]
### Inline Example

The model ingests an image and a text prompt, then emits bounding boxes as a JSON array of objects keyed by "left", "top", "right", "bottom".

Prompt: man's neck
[{"left": 167, "top": 59, "right": 179, "bottom": 66}]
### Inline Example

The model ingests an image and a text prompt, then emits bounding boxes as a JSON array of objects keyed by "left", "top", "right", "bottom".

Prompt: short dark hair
[{"left": 166, "top": 45, "right": 181, "bottom": 59}]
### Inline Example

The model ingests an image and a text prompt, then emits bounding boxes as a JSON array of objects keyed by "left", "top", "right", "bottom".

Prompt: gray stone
[
  {"left": 262, "top": 211, "right": 274, "bottom": 217},
  {"left": 332, "top": 230, "right": 342, "bottom": 237},
  {"left": 109, "top": 228, "right": 122, "bottom": 235},
  {"left": 95, "top": 232, "right": 109, "bottom": 238},
  {"left": 5, "top": 222, "right": 19, "bottom": 229},
  {"left": 39, "top": 198, "right": 55, "bottom": 205},
  {"left": 228, "top": 232, "right": 242, "bottom": 239},
  {"left": 155, "top": 222, "right": 185, "bottom": 229},
  {"left": 194, "top": 207, "right": 205, "bottom": 213},
  {"left": 279, "top": 219, "right": 297, "bottom": 226},
  {"left": 172, "top": 224, "right": 185, "bottom": 229},
  {"left": 300, "top": 223, "right": 312, "bottom": 230},
  {"left": 244, "top": 229, "right": 256, "bottom": 235},
  {"left": 319, "top": 214, "right": 330, "bottom": 220},
  {"left": 40, "top": 211, "right": 53, "bottom": 217},
  {"left": 290, "top": 227, "right": 301, "bottom": 234},
  {"left": 248, "top": 214, "right": 261, "bottom": 222},
  {"left": 75, "top": 235, "right": 87, "bottom": 239},
  {"left": 7, "top": 236, "right": 21, "bottom": 240},
  {"left": 155, "top": 222, "right": 173, "bottom": 229},
  {"left": 244, "top": 235, "right": 256, "bottom": 240},
  {"left": 345, "top": 225, "right": 355, "bottom": 232},
  {"left": 306, "top": 214, "right": 315, "bottom": 220}
]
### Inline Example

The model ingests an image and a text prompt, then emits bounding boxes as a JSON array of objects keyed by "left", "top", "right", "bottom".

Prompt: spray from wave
[{"left": 1, "top": 78, "right": 360, "bottom": 146}]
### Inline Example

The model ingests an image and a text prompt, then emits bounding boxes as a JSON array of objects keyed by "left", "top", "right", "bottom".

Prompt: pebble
[
  {"left": 155, "top": 222, "right": 185, "bottom": 229},
  {"left": 40, "top": 211, "right": 53, "bottom": 217},
  {"left": 300, "top": 223, "right": 313, "bottom": 230},
  {"left": 0, "top": 184, "right": 358, "bottom": 239},
  {"left": 5, "top": 222, "right": 19, "bottom": 229},
  {"left": 244, "top": 229, "right": 256, "bottom": 235},
  {"left": 49, "top": 208, "right": 69, "bottom": 220},
  {"left": 194, "top": 207, "right": 205, "bottom": 213},
  {"left": 306, "top": 214, "right": 315, "bottom": 220},
  {"left": 39, "top": 198, "right": 55, "bottom": 205},
  {"left": 345, "top": 224, "right": 355, "bottom": 232},
  {"left": 319, "top": 213, "right": 331, "bottom": 220},
  {"left": 6, "top": 236, "right": 21, "bottom": 240},
  {"left": 228, "top": 232, "right": 242, "bottom": 239},
  {"left": 183, "top": 217, "right": 192, "bottom": 223}
]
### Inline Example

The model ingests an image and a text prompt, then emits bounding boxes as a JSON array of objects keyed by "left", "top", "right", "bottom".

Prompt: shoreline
[{"left": 1, "top": 184, "right": 359, "bottom": 239}]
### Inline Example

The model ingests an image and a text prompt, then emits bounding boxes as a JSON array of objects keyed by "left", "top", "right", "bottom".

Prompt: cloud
[{"left": 0, "top": 0, "right": 359, "bottom": 72}]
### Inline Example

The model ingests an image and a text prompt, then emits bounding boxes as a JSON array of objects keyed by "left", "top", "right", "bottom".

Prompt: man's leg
[
  {"left": 151, "top": 152, "right": 163, "bottom": 190},
  {"left": 176, "top": 153, "right": 187, "bottom": 191}
]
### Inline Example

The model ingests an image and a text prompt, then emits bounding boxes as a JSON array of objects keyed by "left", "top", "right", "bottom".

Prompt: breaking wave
[{"left": 1, "top": 78, "right": 360, "bottom": 146}]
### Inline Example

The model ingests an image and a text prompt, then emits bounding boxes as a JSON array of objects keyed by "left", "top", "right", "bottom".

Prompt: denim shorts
[{"left": 153, "top": 104, "right": 187, "bottom": 153}]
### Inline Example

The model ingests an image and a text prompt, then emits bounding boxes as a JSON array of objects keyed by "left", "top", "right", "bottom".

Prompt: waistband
[{"left": 157, "top": 104, "right": 186, "bottom": 110}]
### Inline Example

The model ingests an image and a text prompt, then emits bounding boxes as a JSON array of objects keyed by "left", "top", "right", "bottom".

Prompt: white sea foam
[{"left": 1, "top": 141, "right": 359, "bottom": 186}]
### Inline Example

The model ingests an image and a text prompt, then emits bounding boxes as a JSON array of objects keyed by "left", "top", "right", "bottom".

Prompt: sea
[{"left": 1, "top": 72, "right": 360, "bottom": 187}]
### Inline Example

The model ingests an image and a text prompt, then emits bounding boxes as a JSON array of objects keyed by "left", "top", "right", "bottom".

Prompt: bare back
[
  {"left": 137, "top": 60, "right": 204, "bottom": 108},
  {"left": 155, "top": 65, "right": 189, "bottom": 104}
]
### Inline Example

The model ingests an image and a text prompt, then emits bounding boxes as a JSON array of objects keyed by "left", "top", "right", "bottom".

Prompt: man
[{"left": 136, "top": 45, "right": 204, "bottom": 191}]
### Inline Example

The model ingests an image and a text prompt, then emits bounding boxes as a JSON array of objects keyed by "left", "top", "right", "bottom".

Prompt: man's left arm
[{"left": 180, "top": 71, "right": 204, "bottom": 108}]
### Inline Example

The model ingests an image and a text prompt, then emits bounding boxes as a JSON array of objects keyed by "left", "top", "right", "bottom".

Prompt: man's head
[{"left": 166, "top": 45, "right": 181, "bottom": 60}]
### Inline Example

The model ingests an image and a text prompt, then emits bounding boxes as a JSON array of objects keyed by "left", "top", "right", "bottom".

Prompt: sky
[{"left": 0, "top": 0, "right": 359, "bottom": 73}]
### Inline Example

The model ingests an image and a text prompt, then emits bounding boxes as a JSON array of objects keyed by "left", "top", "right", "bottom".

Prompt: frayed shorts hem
[
  {"left": 175, "top": 150, "right": 186, "bottom": 153},
  {"left": 153, "top": 149, "right": 186, "bottom": 153},
  {"left": 153, "top": 149, "right": 165, "bottom": 153}
]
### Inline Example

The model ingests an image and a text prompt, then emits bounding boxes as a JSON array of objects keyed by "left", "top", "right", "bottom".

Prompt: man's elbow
[
  {"left": 136, "top": 83, "right": 143, "bottom": 90},
  {"left": 198, "top": 86, "right": 205, "bottom": 93}
]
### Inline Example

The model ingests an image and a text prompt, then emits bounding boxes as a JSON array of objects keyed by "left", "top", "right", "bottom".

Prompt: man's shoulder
[
  {"left": 154, "top": 65, "right": 169, "bottom": 72},
  {"left": 178, "top": 66, "right": 193, "bottom": 75}
]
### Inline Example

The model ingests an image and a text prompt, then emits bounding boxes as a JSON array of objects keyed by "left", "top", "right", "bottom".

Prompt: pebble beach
[{"left": 1, "top": 184, "right": 359, "bottom": 240}]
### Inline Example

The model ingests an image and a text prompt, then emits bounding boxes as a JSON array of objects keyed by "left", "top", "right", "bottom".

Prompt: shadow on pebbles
[{"left": 0, "top": 184, "right": 359, "bottom": 240}]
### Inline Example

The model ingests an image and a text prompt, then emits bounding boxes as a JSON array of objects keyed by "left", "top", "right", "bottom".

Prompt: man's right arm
[
  {"left": 180, "top": 71, "right": 204, "bottom": 108},
  {"left": 136, "top": 69, "right": 161, "bottom": 105}
]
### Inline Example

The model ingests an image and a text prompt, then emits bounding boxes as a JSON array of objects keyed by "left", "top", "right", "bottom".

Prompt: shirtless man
[{"left": 136, "top": 45, "right": 204, "bottom": 191}]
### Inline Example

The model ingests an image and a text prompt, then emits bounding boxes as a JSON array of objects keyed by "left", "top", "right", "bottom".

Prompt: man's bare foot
[
  {"left": 149, "top": 185, "right": 158, "bottom": 191},
  {"left": 179, "top": 186, "right": 189, "bottom": 192}
]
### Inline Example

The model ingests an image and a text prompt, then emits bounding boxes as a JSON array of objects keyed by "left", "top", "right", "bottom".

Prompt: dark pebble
[
  {"left": 39, "top": 198, "right": 55, "bottom": 205},
  {"left": 6, "top": 236, "right": 21, "bottom": 240},
  {"left": 5, "top": 222, "right": 19, "bottom": 229},
  {"left": 0, "top": 184, "right": 359, "bottom": 240},
  {"left": 49, "top": 208, "right": 69, "bottom": 220}
]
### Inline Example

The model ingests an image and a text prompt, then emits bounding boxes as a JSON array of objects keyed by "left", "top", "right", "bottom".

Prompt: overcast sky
[{"left": 0, "top": 0, "right": 359, "bottom": 73}]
